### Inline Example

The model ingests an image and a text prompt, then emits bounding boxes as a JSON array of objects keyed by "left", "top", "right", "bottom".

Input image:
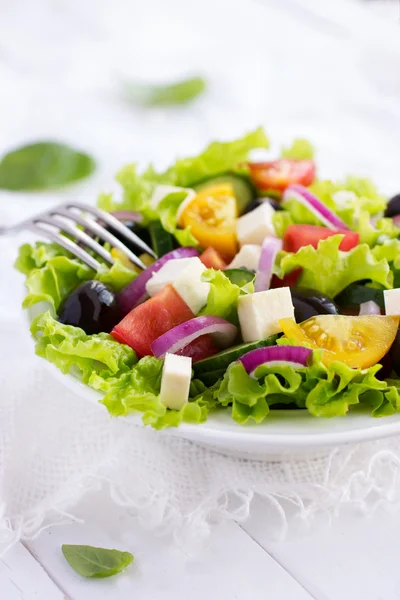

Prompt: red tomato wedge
[
  {"left": 249, "top": 159, "right": 316, "bottom": 191},
  {"left": 271, "top": 269, "right": 302, "bottom": 289},
  {"left": 200, "top": 247, "right": 228, "bottom": 270},
  {"left": 283, "top": 224, "right": 359, "bottom": 253},
  {"left": 111, "top": 284, "right": 217, "bottom": 360},
  {"left": 177, "top": 335, "right": 218, "bottom": 362},
  {"left": 111, "top": 285, "right": 194, "bottom": 357}
]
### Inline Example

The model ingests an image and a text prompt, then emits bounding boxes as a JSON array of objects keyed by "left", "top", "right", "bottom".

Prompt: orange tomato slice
[
  {"left": 179, "top": 183, "right": 238, "bottom": 258},
  {"left": 279, "top": 315, "right": 400, "bottom": 369}
]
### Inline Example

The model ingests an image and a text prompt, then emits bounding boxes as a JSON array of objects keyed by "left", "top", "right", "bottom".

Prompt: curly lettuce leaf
[
  {"left": 281, "top": 138, "right": 314, "bottom": 160},
  {"left": 309, "top": 177, "right": 387, "bottom": 221},
  {"left": 97, "top": 165, "right": 159, "bottom": 220},
  {"left": 96, "top": 259, "right": 137, "bottom": 292},
  {"left": 156, "top": 191, "right": 198, "bottom": 247},
  {"left": 272, "top": 210, "right": 294, "bottom": 238},
  {"left": 100, "top": 356, "right": 217, "bottom": 427},
  {"left": 275, "top": 177, "right": 389, "bottom": 241},
  {"left": 276, "top": 235, "right": 393, "bottom": 298},
  {"left": 164, "top": 127, "right": 269, "bottom": 187},
  {"left": 98, "top": 128, "right": 269, "bottom": 217},
  {"left": 216, "top": 353, "right": 400, "bottom": 423},
  {"left": 199, "top": 268, "right": 253, "bottom": 325},
  {"left": 15, "top": 242, "right": 136, "bottom": 310},
  {"left": 30, "top": 313, "right": 216, "bottom": 428},
  {"left": 372, "top": 239, "right": 400, "bottom": 287},
  {"left": 31, "top": 312, "right": 137, "bottom": 383}
]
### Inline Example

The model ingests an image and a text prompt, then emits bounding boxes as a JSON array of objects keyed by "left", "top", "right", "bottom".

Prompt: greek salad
[{"left": 16, "top": 128, "right": 400, "bottom": 428}]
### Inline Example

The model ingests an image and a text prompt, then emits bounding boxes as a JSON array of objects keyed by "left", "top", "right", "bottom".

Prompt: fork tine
[
  {"left": 66, "top": 203, "right": 157, "bottom": 259},
  {"left": 29, "top": 223, "right": 101, "bottom": 271},
  {"left": 53, "top": 207, "right": 147, "bottom": 270},
  {"left": 37, "top": 215, "right": 114, "bottom": 265}
]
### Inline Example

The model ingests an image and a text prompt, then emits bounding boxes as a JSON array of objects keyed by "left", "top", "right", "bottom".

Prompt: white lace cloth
[{"left": 1, "top": 0, "right": 400, "bottom": 556}]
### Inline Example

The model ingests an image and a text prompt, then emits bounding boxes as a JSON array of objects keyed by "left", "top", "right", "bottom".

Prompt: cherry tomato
[
  {"left": 249, "top": 159, "right": 316, "bottom": 192},
  {"left": 283, "top": 224, "right": 359, "bottom": 253},
  {"left": 179, "top": 184, "right": 238, "bottom": 258},
  {"left": 199, "top": 247, "right": 228, "bottom": 270},
  {"left": 279, "top": 315, "right": 400, "bottom": 369}
]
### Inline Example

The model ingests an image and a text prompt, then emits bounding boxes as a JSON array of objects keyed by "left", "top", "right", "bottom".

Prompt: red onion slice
[
  {"left": 392, "top": 215, "right": 400, "bottom": 227},
  {"left": 254, "top": 237, "right": 283, "bottom": 292},
  {"left": 240, "top": 345, "right": 312, "bottom": 376},
  {"left": 151, "top": 316, "right": 238, "bottom": 359},
  {"left": 283, "top": 184, "right": 350, "bottom": 231},
  {"left": 111, "top": 210, "right": 143, "bottom": 223},
  {"left": 119, "top": 247, "right": 199, "bottom": 315},
  {"left": 359, "top": 300, "right": 381, "bottom": 315}
]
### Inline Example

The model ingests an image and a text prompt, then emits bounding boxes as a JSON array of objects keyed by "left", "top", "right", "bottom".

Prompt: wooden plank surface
[
  {"left": 0, "top": 542, "right": 65, "bottom": 599},
  {"left": 24, "top": 494, "right": 313, "bottom": 600},
  {"left": 243, "top": 498, "right": 400, "bottom": 600}
]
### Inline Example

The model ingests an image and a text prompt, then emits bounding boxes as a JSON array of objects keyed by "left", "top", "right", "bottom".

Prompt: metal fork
[{"left": 0, "top": 202, "right": 157, "bottom": 271}]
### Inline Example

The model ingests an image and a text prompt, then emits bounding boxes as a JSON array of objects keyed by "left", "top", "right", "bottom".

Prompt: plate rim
[{"left": 25, "top": 306, "right": 400, "bottom": 451}]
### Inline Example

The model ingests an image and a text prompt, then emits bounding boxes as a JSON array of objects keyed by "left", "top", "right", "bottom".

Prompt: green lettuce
[
  {"left": 98, "top": 127, "right": 269, "bottom": 217},
  {"left": 372, "top": 239, "right": 400, "bottom": 287},
  {"left": 31, "top": 312, "right": 217, "bottom": 428},
  {"left": 281, "top": 138, "right": 314, "bottom": 160},
  {"left": 156, "top": 191, "right": 198, "bottom": 247},
  {"left": 31, "top": 312, "right": 137, "bottom": 384},
  {"left": 274, "top": 176, "right": 390, "bottom": 242},
  {"left": 15, "top": 242, "right": 136, "bottom": 310},
  {"left": 163, "top": 126, "right": 269, "bottom": 187},
  {"left": 200, "top": 268, "right": 253, "bottom": 325},
  {"left": 276, "top": 235, "right": 393, "bottom": 298},
  {"left": 216, "top": 353, "right": 400, "bottom": 423},
  {"left": 99, "top": 357, "right": 219, "bottom": 427}
]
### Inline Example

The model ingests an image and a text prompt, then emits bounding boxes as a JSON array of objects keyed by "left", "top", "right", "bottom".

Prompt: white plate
[{"left": 27, "top": 305, "right": 400, "bottom": 460}]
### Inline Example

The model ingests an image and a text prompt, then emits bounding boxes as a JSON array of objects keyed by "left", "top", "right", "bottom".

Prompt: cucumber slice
[
  {"left": 335, "top": 284, "right": 385, "bottom": 309},
  {"left": 195, "top": 369, "right": 227, "bottom": 386},
  {"left": 193, "top": 173, "right": 255, "bottom": 214},
  {"left": 224, "top": 268, "right": 255, "bottom": 287},
  {"left": 193, "top": 336, "right": 279, "bottom": 377},
  {"left": 149, "top": 221, "right": 174, "bottom": 257}
]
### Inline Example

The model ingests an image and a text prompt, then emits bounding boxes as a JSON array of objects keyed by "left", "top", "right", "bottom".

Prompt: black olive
[
  {"left": 390, "top": 328, "right": 400, "bottom": 377},
  {"left": 290, "top": 287, "right": 338, "bottom": 322},
  {"left": 243, "top": 197, "right": 284, "bottom": 215},
  {"left": 384, "top": 194, "right": 400, "bottom": 218},
  {"left": 58, "top": 280, "right": 121, "bottom": 335}
]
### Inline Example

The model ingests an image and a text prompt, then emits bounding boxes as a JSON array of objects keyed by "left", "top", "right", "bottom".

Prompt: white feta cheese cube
[
  {"left": 146, "top": 258, "right": 197, "bottom": 297},
  {"left": 238, "top": 287, "right": 294, "bottom": 342},
  {"left": 145, "top": 257, "right": 210, "bottom": 314},
  {"left": 150, "top": 185, "right": 195, "bottom": 210},
  {"left": 172, "top": 257, "right": 210, "bottom": 314},
  {"left": 159, "top": 353, "right": 192, "bottom": 410},
  {"left": 384, "top": 289, "right": 400, "bottom": 316},
  {"left": 228, "top": 245, "right": 261, "bottom": 271},
  {"left": 236, "top": 202, "right": 276, "bottom": 246}
]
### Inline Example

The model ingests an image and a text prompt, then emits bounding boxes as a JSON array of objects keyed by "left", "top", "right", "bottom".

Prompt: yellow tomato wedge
[
  {"left": 279, "top": 315, "right": 400, "bottom": 369},
  {"left": 178, "top": 183, "right": 238, "bottom": 258},
  {"left": 111, "top": 248, "right": 136, "bottom": 270}
]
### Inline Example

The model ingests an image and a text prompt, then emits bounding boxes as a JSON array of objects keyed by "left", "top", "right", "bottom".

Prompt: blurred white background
[{"left": 1, "top": 0, "right": 400, "bottom": 207}]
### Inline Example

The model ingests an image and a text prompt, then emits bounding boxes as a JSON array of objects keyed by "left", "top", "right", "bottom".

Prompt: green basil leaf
[
  {"left": 0, "top": 141, "right": 96, "bottom": 191},
  {"left": 61, "top": 544, "right": 133, "bottom": 578},
  {"left": 124, "top": 76, "right": 206, "bottom": 106}
]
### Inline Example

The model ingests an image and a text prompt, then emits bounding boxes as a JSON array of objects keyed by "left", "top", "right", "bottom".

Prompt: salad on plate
[{"left": 15, "top": 128, "right": 400, "bottom": 429}]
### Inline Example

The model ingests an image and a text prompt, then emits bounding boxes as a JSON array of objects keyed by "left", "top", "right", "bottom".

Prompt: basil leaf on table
[
  {"left": 61, "top": 544, "right": 134, "bottom": 578},
  {"left": 0, "top": 141, "right": 96, "bottom": 191},
  {"left": 124, "top": 76, "right": 206, "bottom": 106}
]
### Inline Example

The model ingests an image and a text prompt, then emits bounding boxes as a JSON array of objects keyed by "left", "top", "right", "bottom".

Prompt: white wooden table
[{"left": 1, "top": 0, "right": 400, "bottom": 598}]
